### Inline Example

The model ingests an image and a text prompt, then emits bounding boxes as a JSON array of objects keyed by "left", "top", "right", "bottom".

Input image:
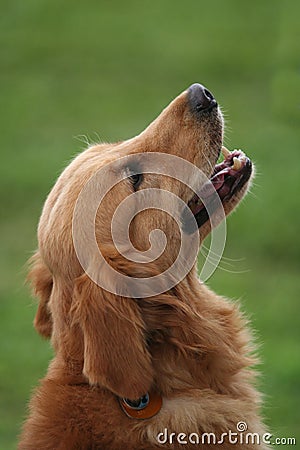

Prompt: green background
[{"left": 1, "top": 0, "right": 299, "bottom": 447}]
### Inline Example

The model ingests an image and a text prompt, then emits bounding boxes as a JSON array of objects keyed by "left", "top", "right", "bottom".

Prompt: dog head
[{"left": 29, "top": 84, "right": 253, "bottom": 399}]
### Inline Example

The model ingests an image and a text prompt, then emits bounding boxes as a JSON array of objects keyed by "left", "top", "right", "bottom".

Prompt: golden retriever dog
[{"left": 19, "top": 84, "right": 269, "bottom": 449}]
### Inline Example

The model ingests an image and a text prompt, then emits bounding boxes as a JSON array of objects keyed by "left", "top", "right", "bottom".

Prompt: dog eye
[
  {"left": 128, "top": 173, "right": 143, "bottom": 190},
  {"left": 123, "top": 393, "right": 149, "bottom": 410}
]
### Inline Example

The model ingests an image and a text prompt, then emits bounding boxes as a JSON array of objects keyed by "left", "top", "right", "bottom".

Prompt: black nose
[{"left": 188, "top": 83, "right": 217, "bottom": 113}]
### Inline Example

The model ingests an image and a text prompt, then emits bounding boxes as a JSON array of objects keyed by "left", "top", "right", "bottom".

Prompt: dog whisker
[{"left": 201, "top": 243, "right": 246, "bottom": 263}]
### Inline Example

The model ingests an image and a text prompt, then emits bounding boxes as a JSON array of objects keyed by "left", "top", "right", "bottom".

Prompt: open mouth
[{"left": 188, "top": 147, "right": 252, "bottom": 228}]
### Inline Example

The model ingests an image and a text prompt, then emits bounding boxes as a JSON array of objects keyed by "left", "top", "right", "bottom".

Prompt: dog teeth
[
  {"left": 221, "top": 146, "right": 231, "bottom": 159},
  {"left": 232, "top": 157, "right": 242, "bottom": 170}
]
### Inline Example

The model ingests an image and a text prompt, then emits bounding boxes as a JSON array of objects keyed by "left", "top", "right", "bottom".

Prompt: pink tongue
[
  {"left": 200, "top": 172, "right": 226, "bottom": 198},
  {"left": 218, "top": 182, "right": 231, "bottom": 198},
  {"left": 212, "top": 174, "right": 226, "bottom": 191}
]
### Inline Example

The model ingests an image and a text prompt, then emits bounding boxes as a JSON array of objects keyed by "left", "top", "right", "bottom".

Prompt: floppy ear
[
  {"left": 27, "top": 252, "right": 53, "bottom": 339},
  {"left": 72, "top": 273, "right": 153, "bottom": 400}
]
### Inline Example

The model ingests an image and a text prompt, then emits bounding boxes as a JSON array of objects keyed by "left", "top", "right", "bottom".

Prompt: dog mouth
[{"left": 188, "top": 146, "right": 252, "bottom": 228}]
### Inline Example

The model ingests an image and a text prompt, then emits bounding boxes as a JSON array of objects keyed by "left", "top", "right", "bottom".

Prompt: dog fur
[{"left": 19, "top": 86, "right": 268, "bottom": 449}]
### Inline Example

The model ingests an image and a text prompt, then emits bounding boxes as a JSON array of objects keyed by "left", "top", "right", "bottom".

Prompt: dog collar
[{"left": 119, "top": 391, "right": 162, "bottom": 420}]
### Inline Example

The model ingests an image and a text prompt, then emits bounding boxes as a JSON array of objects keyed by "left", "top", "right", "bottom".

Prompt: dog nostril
[
  {"left": 188, "top": 83, "right": 217, "bottom": 113},
  {"left": 204, "top": 88, "right": 214, "bottom": 101}
]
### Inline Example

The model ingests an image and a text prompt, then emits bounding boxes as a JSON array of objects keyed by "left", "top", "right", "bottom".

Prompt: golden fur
[{"left": 19, "top": 86, "right": 268, "bottom": 449}]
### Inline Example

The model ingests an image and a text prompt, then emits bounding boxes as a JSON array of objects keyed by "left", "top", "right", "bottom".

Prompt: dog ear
[
  {"left": 72, "top": 273, "right": 153, "bottom": 400},
  {"left": 27, "top": 252, "right": 53, "bottom": 339}
]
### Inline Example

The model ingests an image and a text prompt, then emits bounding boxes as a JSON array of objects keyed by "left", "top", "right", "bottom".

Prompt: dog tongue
[
  {"left": 188, "top": 167, "right": 231, "bottom": 215},
  {"left": 200, "top": 170, "right": 227, "bottom": 198},
  {"left": 217, "top": 181, "right": 231, "bottom": 198},
  {"left": 188, "top": 146, "right": 250, "bottom": 217}
]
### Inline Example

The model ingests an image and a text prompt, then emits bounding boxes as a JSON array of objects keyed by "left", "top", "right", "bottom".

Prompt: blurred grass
[{"left": 0, "top": 0, "right": 299, "bottom": 448}]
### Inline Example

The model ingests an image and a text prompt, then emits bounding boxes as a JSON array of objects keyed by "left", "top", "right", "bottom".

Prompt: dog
[{"left": 19, "top": 84, "right": 268, "bottom": 449}]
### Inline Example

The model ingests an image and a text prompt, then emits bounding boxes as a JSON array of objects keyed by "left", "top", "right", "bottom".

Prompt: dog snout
[{"left": 188, "top": 83, "right": 217, "bottom": 113}]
